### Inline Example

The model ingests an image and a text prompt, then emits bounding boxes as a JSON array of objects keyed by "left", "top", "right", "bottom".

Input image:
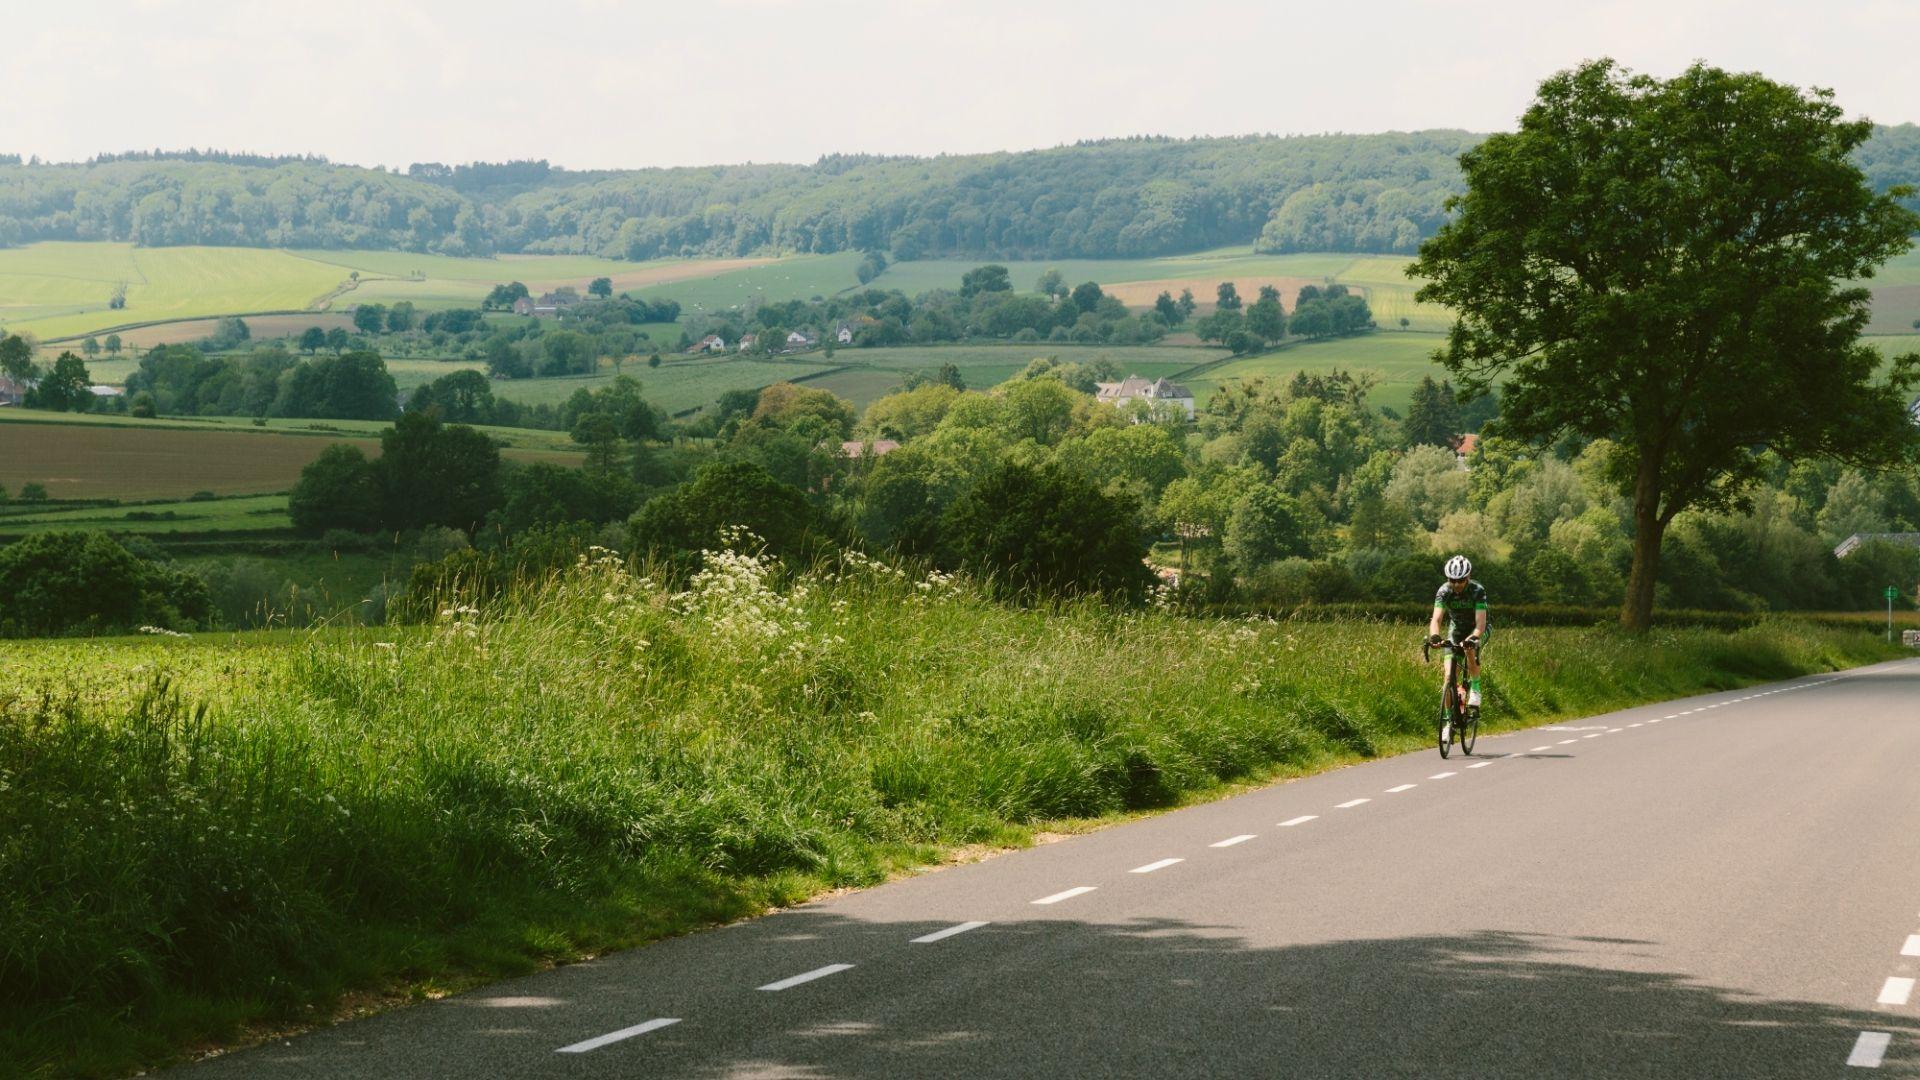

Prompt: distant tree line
[{"left": 2, "top": 128, "right": 1915, "bottom": 258}]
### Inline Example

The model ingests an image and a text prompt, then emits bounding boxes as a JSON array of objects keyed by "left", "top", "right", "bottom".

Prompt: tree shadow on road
[
  {"left": 647, "top": 915, "right": 1919, "bottom": 1080},
  {"left": 179, "top": 912, "right": 1919, "bottom": 1079}
]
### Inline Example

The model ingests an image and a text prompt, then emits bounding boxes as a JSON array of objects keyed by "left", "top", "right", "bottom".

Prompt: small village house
[
  {"left": 689, "top": 334, "right": 727, "bottom": 354},
  {"left": 1095, "top": 375, "right": 1195, "bottom": 418}
]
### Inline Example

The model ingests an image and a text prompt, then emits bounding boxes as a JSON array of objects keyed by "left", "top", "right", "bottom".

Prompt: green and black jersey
[{"left": 1434, "top": 580, "right": 1488, "bottom": 640}]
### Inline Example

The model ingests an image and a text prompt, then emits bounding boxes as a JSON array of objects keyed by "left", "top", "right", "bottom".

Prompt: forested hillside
[{"left": 1, "top": 126, "right": 1915, "bottom": 261}]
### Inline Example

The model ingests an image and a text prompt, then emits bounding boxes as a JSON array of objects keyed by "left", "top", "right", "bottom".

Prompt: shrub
[
  {"left": 941, "top": 461, "right": 1153, "bottom": 601},
  {"left": 0, "top": 531, "right": 209, "bottom": 636}
]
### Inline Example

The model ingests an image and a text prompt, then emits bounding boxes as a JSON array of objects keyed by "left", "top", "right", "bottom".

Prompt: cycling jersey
[{"left": 1434, "top": 580, "right": 1488, "bottom": 641}]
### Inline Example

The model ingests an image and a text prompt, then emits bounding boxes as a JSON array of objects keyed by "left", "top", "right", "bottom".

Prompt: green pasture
[
  {"left": 1182, "top": 332, "right": 1447, "bottom": 414},
  {"left": 0, "top": 242, "right": 346, "bottom": 341},
  {"left": 469, "top": 343, "right": 1224, "bottom": 415},
  {"left": 491, "top": 356, "right": 842, "bottom": 413},
  {"left": 0, "top": 494, "right": 290, "bottom": 538},
  {"left": 625, "top": 252, "right": 867, "bottom": 313}
]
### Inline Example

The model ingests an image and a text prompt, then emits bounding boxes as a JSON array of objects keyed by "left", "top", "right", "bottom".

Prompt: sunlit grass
[{"left": 0, "top": 547, "right": 1900, "bottom": 1076}]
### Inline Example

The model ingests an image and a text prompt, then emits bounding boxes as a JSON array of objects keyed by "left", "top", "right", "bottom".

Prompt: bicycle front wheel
[{"left": 1460, "top": 713, "right": 1478, "bottom": 755}]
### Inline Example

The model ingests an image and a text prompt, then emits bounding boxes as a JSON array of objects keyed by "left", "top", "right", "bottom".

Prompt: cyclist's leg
[{"left": 1464, "top": 638, "right": 1483, "bottom": 708}]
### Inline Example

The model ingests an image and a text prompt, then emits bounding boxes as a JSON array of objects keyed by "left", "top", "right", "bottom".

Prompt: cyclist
[{"left": 1427, "top": 555, "right": 1487, "bottom": 712}]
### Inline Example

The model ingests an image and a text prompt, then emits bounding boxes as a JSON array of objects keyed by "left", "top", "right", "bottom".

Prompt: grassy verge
[{"left": 0, "top": 550, "right": 1904, "bottom": 1077}]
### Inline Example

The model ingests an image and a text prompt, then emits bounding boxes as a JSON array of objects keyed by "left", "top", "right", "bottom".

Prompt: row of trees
[
  {"left": 1189, "top": 283, "right": 1376, "bottom": 354},
  {"left": 124, "top": 344, "right": 399, "bottom": 420},
  {"left": 689, "top": 268, "right": 1169, "bottom": 351}
]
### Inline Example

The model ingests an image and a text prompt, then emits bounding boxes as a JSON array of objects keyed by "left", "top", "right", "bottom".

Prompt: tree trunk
[{"left": 1620, "top": 457, "right": 1667, "bottom": 632}]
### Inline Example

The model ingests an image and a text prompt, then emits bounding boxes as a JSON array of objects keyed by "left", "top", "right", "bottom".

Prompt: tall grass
[{"left": 0, "top": 545, "right": 1902, "bottom": 1077}]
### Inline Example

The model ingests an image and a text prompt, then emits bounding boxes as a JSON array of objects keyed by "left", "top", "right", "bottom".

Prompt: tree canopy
[{"left": 1411, "top": 59, "right": 1920, "bottom": 630}]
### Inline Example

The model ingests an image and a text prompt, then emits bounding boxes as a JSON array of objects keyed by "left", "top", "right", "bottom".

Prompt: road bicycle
[{"left": 1422, "top": 636, "right": 1479, "bottom": 758}]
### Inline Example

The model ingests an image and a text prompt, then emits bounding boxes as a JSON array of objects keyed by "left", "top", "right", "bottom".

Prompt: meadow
[
  {"left": 0, "top": 548, "right": 1902, "bottom": 1078},
  {"left": 0, "top": 411, "right": 582, "bottom": 499},
  {"left": 0, "top": 243, "right": 347, "bottom": 341},
  {"left": 488, "top": 355, "right": 844, "bottom": 413},
  {"left": 0, "top": 493, "right": 290, "bottom": 538},
  {"left": 1183, "top": 332, "right": 1448, "bottom": 414},
  {"left": 292, "top": 250, "right": 778, "bottom": 310}
]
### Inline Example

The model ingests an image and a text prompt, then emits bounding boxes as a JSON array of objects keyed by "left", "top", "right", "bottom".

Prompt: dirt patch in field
[
  {"left": 0, "top": 422, "right": 578, "bottom": 500},
  {"left": 1101, "top": 276, "right": 1345, "bottom": 313},
  {"left": 110, "top": 313, "right": 357, "bottom": 350},
  {"left": 504, "top": 257, "right": 779, "bottom": 295}
]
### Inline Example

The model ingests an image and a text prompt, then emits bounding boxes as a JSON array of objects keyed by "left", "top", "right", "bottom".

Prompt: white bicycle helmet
[{"left": 1443, "top": 555, "right": 1473, "bottom": 581}]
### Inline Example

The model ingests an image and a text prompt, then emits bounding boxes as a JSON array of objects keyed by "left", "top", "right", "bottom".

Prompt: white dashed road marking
[
  {"left": 1902, "top": 934, "right": 1920, "bottom": 957},
  {"left": 1878, "top": 976, "right": 1915, "bottom": 1006},
  {"left": 1210, "top": 834, "right": 1256, "bottom": 847},
  {"left": 911, "top": 921, "right": 988, "bottom": 944},
  {"left": 1529, "top": 746, "right": 1553, "bottom": 752},
  {"left": 1848, "top": 1030, "right": 1892, "bottom": 1068},
  {"left": 1583, "top": 733, "right": 1603, "bottom": 739},
  {"left": 1386, "top": 784, "right": 1417, "bottom": 793},
  {"left": 758, "top": 964, "right": 854, "bottom": 992},
  {"left": 1032, "top": 887, "right": 1097, "bottom": 906},
  {"left": 1558, "top": 739, "right": 1580, "bottom": 745},
  {"left": 1467, "top": 761, "right": 1493, "bottom": 769},
  {"left": 557, "top": 1018, "right": 681, "bottom": 1054},
  {"left": 1336, "top": 798, "right": 1371, "bottom": 809},
  {"left": 1130, "top": 858, "right": 1183, "bottom": 874},
  {"left": 1279, "top": 815, "right": 1318, "bottom": 827},
  {"left": 1429, "top": 772, "right": 1457, "bottom": 780}
]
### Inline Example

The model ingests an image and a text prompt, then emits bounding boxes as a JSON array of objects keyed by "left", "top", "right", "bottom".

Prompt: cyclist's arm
[
  {"left": 1428, "top": 603, "right": 1445, "bottom": 638},
  {"left": 1475, "top": 607, "right": 1488, "bottom": 639}
]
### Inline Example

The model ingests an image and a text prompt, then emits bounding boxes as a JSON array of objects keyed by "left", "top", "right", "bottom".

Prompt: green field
[
  {"left": 484, "top": 343, "right": 1227, "bottom": 416},
  {"left": 809, "top": 343, "right": 1226, "bottom": 409},
  {"left": 0, "top": 493, "right": 290, "bottom": 538},
  {"left": 491, "top": 355, "right": 843, "bottom": 413},
  {"left": 623, "top": 252, "right": 869, "bottom": 314},
  {"left": 293, "top": 250, "right": 778, "bottom": 311},
  {"left": 0, "top": 243, "right": 347, "bottom": 341},
  {"left": 1182, "top": 332, "right": 1448, "bottom": 414}
]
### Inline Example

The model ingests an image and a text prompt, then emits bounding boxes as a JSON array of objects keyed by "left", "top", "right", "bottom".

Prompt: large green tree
[
  {"left": 1412, "top": 60, "right": 1920, "bottom": 630},
  {"left": 376, "top": 411, "right": 503, "bottom": 532},
  {"left": 941, "top": 462, "right": 1153, "bottom": 601}
]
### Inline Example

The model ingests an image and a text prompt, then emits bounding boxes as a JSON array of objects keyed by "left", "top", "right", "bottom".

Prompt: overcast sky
[{"left": 4, "top": 0, "right": 1913, "bottom": 171}]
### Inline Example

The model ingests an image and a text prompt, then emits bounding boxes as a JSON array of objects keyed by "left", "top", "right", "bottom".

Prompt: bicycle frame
[{"left": 1422, "top": 638, "right": 1476, "bottom": 757}]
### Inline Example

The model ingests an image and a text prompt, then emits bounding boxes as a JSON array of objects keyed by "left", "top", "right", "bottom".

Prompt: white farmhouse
[{"left": 1095, "top": 375, "right": 1195, "bottom": 418}]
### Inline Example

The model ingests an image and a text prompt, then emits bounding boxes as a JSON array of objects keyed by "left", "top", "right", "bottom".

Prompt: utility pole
[{"left": 1887, "top": 585, "right": 1898, "bottom": 644}]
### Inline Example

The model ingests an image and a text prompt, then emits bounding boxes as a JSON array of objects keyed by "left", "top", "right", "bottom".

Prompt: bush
[
  {"left": 627, "top": 460, "right": 824, "bottom": 573},
  {"left": 941, "top": 461, "right": 1154, "bottom": 601},
  {"left": 0, "top": 531, "right": 209, "bottom": 636}
]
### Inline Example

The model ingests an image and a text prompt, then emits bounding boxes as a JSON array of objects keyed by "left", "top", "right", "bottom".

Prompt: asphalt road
[{"left": 181, "top": 657, "right": 1920, "bottom": 1078}]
